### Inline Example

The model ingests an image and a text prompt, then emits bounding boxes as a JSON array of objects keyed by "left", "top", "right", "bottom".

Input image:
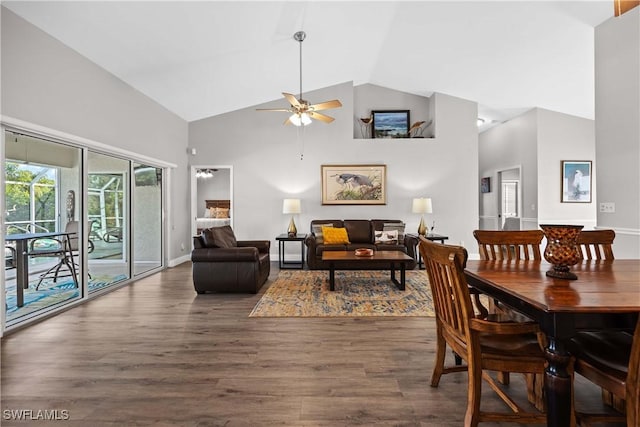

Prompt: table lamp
[
  {"left": 282, "top": 198, "right": 301, "bottom": 237},
  {"left": 412, "top": 197, "right": 432, "bottom": 236}
]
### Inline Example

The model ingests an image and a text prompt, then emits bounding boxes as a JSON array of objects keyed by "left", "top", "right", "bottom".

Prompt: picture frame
[
  {"left": 561, "top": 160, "right": 592, "bottom": 203},
  {"left": 480, "top": 177, "right": 491, "bottom": 193},
  {"left": 371, "top": 110, "right": 410, "bottom": 139},
  {"left": 321, "top": 164, "right": 386, "bottom": 205}
]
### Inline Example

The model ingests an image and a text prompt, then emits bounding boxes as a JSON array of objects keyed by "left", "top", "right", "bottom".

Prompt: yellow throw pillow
[{"left": 322, "top": 226, "right": 350, "bottom": 244}]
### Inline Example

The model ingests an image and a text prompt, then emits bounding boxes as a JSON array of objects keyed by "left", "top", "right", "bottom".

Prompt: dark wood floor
[{"left": 1, "top": 262, "right": 619, "bottom": 426}]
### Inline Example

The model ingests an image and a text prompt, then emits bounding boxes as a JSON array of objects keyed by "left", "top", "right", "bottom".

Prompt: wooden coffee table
[{"left": 321, "top": 250, "right": 415, "bottom": 291}]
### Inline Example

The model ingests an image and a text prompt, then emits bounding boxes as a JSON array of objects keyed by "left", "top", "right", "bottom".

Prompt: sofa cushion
[
  {"left": 316, "top": 244, "right": 349, "bottom": 256},
  {"left": 323, "top": 226, "right": 350, "bottom": 244},
  {"left": 344, "top": 220, "right": 372, "bottom": 243},
  {"left": 346, "top": 243, "right": 376, "bottom": 251}
]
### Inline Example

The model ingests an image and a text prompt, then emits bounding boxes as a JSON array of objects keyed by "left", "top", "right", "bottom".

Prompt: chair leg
[
  {"left": 431, "top": 326, "right": 447, "bottom": 387},
  {"left": 526, "top": 373, "right": 546, "bottom": 412},
  {"left": 498, "top": 372, "right": 510, "bottom": 385},
  {"left": 35, "top": 261, "right": 64, "bottom": 290},
  {"left": 465, "top": 360, "right": 482, "bottom": 427}
]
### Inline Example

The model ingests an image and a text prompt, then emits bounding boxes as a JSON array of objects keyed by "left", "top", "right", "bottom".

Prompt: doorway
[
  {"left": 497, "top": 167, "right": 521, "bottom": 230},
  {"left": 190, "top": 165, "right": 233, "bottom": 237}
]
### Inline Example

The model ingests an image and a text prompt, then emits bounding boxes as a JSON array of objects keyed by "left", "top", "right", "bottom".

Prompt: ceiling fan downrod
[{"left": 294, "top": 31, "right": 306, "bottom": 103}]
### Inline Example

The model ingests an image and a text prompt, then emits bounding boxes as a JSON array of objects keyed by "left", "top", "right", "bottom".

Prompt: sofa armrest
[
  {"left": 304, "top": 234, "right": 317, "bottom": 248},
  {"left": 237, "top": 240, "right": 270, "bottom": 253},
  {"left": 191, "top": 247, "right": 259, "bottom": 262},
  {"left": 404, "top": 233, "right": 419, "bottom": 260}
]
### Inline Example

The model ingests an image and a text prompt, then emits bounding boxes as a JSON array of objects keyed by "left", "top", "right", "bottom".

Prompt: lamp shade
[
  {"left": 412, "top": 198, "right": 433, "bottom": 214},
  {"left": 282, "top": 198, "right": 301, "bottom": 214}
]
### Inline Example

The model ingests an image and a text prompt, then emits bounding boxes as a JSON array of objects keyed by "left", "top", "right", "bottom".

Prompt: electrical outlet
[
  {"left": 599, "top": 202, "right": 615, "bottom": 213},
  {"left": 180, "top": 243, "right": 185, "bottom": 251}
]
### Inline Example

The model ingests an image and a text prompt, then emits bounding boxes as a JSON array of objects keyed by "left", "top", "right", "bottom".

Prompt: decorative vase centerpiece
[{"left": 540, "top": 224, "right": 583, "bottom": 280}]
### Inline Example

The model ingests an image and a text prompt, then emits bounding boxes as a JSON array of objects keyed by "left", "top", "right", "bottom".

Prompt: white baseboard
[{"left": 168, "top": 254, "right": 191, "bottom": 267}]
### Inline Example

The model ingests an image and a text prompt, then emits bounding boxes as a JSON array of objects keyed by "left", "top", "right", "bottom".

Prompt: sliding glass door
[
  {"left": 4, "top": 131, "right": 84, "bottom": 325},
  {"left": 87, "top": 152, "right": 129, "bottom": 292},
  {"left": 133, "top": 163, "right": 162, "bottom": 276},
  {"left": 3, "top": 125, "right": 167, "bottom": 331}
]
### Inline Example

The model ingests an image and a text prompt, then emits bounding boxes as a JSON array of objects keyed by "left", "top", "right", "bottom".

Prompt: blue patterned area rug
[
  {"left": 5, "top": 274, "right": 127, "bottom": 318},
  {"left": 249, "top": 270, "right": 435, "bottom": 317}
]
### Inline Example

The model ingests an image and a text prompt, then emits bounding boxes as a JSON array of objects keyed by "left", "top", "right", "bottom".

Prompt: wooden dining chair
[
  {"left": 570, "top": 315, "right": 639, "bottom": 426},
  {"left": 576, "top": 229, "right": 615, "bottom": 261},
  {"left": 472, "top": 229, "right": 546, "bottom": 406},
  {"left": 418, "top": 237, "right": 547, "bottom": 426},
  {"left": 473, "top": 230, "right": 544, "bottom": 261}
]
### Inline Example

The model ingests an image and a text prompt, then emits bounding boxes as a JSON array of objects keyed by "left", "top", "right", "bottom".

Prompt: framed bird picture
[
  {"left": 561, "top": 160, "right": 592, "bottom": 203},
  {"left": 321, "top": 164, "right": 386, "bottom": 205}
]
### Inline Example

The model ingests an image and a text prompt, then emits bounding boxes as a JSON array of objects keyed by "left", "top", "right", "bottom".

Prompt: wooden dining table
[{"left": 464, "top": 259, "right": 640, "bottom": 427}]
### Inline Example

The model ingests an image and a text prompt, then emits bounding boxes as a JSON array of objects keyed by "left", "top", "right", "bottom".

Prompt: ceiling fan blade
[
  {"left": 308, "top": 111, "right": 335, "bottom": 123},
  {"left": 309, "top": 99, "right": 342, "bottom": 111},
  {"left": 256, "top": 108, "right": 292, "bottom": 112},
  {"left": 283, "top": 92, "right": 301, "bottom": 108},
  {"left": 284, "top": 116, "right": 293, "bottom": 125}
]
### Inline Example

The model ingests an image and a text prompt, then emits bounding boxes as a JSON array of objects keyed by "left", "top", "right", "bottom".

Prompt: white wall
[
  {"left": 1, "top": 8, "right": 191, "bottom": 264},
  {"left": 537, "top": 108, "right": 596, "bottom": 228},
  {"left": 595, "top": 9, "right": 640, "bottom": 259},
  {"left": 189, "top": 82, "right": 479, "bottom": 257}
]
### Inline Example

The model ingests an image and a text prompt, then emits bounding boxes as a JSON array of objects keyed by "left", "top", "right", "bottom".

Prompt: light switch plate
[{"left": 599, "top": 202, "right": 615, "bottom": 213}]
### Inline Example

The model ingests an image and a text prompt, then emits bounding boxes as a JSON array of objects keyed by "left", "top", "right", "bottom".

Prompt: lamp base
[
  {"left": 417, "top": 216, "right": 427, "bottom": 236},
  {"left": 287, "top": 217, "right": 297, "bottom": 237}
]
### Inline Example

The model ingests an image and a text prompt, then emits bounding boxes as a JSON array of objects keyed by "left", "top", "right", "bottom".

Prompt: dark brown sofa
[
  {"left": 304, "top": 219, "right": 418, "bottom": 270},
  {"left": 191, "top": 226, "right": 270, "bottom": 294}
]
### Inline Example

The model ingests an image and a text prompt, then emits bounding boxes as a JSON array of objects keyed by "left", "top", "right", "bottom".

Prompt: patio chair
[{"left": 30, "top": 221, "right": 92, "bottom": 289}]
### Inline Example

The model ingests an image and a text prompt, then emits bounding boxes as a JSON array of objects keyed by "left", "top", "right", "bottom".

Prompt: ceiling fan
[{"left": 257, "top": 31, "right": 342, "bottom": 126}]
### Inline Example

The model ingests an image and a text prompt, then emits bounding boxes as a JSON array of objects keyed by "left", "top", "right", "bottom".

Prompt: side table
[
  {"left": 407, "top": 232, "right": 449, "bottom": 269},
  {"left": 276, "top": 234, "right": 306, "bottom": 269}
]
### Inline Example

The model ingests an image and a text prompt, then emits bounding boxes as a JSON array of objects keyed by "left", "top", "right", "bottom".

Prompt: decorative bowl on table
[
  {"left": 355, "top": 248, "right": 374, "bottom": 257},
  {"left": 540, "top": 224, "right": 583, "bottom": 280}
]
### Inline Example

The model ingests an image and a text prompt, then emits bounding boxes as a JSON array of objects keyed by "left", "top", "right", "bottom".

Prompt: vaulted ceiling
[{"left": 3, "top": 1, "right": 614, "bottom": 129}]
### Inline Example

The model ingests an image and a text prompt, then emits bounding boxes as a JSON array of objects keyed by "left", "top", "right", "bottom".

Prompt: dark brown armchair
[{"left": 191, "top": 226, "right": 270, "bottom": 294}]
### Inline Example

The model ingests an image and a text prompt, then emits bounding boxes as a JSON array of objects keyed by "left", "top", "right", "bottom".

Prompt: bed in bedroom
[{"left": 196, "top": 199, "right": 231, "bottom": 234}]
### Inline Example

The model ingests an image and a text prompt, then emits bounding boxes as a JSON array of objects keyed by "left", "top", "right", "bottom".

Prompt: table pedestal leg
[{"left": 544, "top": 337, "right": 573, "bottom": 427}]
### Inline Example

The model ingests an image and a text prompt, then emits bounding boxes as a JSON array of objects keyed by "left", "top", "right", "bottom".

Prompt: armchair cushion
[{"left": 201, "top": 225, "right": 237, "bottom": 248}]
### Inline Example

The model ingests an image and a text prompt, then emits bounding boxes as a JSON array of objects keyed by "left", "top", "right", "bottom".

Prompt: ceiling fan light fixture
[{"left": 289, "top": 112, "right": 312, "bottom": 127}]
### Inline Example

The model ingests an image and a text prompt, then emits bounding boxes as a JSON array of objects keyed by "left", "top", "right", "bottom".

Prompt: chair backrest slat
[
  {"left": 473, "top": 230, "right": 544, "bottom": 261},
  {"left": 419, "top": 238, "right": 473, "bottom": 347},
  {"left": 576, "top": 229, "right": 615, "bottom": 261}
]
